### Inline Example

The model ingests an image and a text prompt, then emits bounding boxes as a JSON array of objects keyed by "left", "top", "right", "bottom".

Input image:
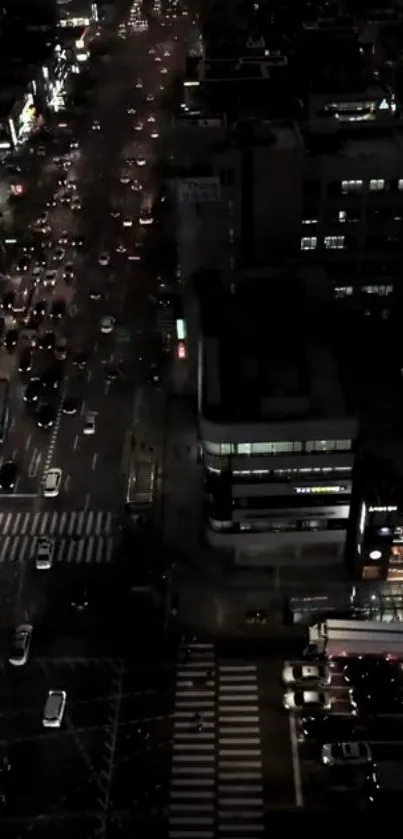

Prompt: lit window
[
  {"left": 324, "top": 235, "right": 345, "bottom": 250},
  {"left": 338, "top": 211, "right": 346, "bottom": 222},
  {"left": 237, "top": 443, "right": 252, "bottom": 455},
  {"left": 369, "top": 179, "right": 385, "bottom": 192},
  {"left": 301, "top": 236, "right": 317, "bottom": 251},
  {"left": 334, "top": 286, "right": 353, "bottom": 298},
  {"left": 398, "top": 179, "right": 403, "bottom": 191},
  {"left": 229, "top": 228, "right": 234, "bottom": 242},
  {"left": 341, "top": 179, "right": 363, "bottom": 194},
  {"left": 302, "top": 218, "right": 318, "bottom": 225},
  {"left": 363, "top": 285, "right": 393, "bottom": 296}
]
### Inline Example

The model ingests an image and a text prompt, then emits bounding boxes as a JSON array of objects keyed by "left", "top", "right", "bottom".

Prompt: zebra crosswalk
[
  {"left": 169, "top": 642, "right": 264, "bottom": 839},
  {"left": 0, "top": 510, "right": 113, "bottom": 537},
  {"left": 0, "top": 511, "right": 115, "bottom": 565}
]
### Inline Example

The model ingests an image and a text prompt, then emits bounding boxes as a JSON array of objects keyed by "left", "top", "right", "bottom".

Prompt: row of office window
[
  {"left": 334, "top": 285, "right": 393, "bottom": 298},
  {"left": 208, "top": 517, "right": 349, "bottom": 533},
  {"left": 301, "top": 235, "right": 401, "bottom": 252},
  {"left": 304, "top": 178, "right": 403, "bottom": 200},
  {"left": 303, "top": 209, "right": 403, "bottom": 226},
  {"left": 204, "top": 440, "right": 353, "bottom": 456},
  {"left": 301, "top": 235, "right": 345, "bottom": 250}
]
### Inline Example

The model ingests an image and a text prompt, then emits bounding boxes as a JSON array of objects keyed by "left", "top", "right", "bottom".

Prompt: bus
[
  {"left": 0, "top": 378, "right": 10, "bottom": 444},
  {"left": 126, "top": 454, "right": 157, "bottom": 512}
]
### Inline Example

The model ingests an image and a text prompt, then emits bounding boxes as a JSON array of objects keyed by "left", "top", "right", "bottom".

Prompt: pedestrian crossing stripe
[
  {"left": 169, "top": 643, "right": 264, "bottom": 839},
  {"left": 0, "top": 510, "right": 113, "bottom": 537},
  {"left": 0, "top": 535, "right": 114, "bottom": 564}
]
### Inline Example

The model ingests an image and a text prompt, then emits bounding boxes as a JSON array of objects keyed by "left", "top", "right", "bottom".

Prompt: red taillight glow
[{"left": 177, "top": 342, "right": 186, "bottom": 360}]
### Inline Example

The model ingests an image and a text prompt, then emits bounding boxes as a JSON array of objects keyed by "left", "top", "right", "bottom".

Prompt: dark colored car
[
  {"left": 36, "top": 403, "right": 56, "bottom": 429},
  {"left": 38, "top": 331, "right": 55, "bottom": 351},
  {"left": 72, "top": 351, "right": 88, "bottom": 368},
  {"left": 0, "top": 462, "right": 18, "bottom": 491},
  {"left": 18, "top": 348, "right": 32, "bottom": 374},
  {"left": 70, "top": 582, "right": 89, "bottom": 611},
  {"left": 32, "top": 300, "right": 47, "bottom": 318},
  {"left": 299, "top": 714, "right": 359, "bottom": 743},
  {"left": 50, "top": 299, "right": 66, "bottom": 320},
  {"left": 24, "top": 380, "right": 41, "bottom": 404},
  {"left": 4, "top": 330, "right": 18, "bottom": 352},
  {"left": 16, "top": 257, "right": 29, "bottom": 273},
  {"left": 62, "top": 395, "right": 80, "bottom": 415},
  {"left": 2, "top": 291, "right": 14, "bottom": 311},
  {"left": 40, "top": 364, "right": 63, "bottom": 390}
]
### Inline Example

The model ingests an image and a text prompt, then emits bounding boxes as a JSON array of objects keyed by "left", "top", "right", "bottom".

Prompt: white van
[
  {"left": 42, "top": 690, "right": 67, "bottom": 728},
  {"left": 43, "top": 468, "right": 62, "bottom": 498}
]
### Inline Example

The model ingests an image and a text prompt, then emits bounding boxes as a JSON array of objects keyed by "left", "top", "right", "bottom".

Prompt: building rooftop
[{"left": 199, "top": 266, "right": 350, "bottom": 425}]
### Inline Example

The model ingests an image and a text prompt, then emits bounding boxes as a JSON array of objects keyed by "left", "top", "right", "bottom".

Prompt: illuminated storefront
[{"left": 355, "top": 500, "right": 403, "bottom": 581}]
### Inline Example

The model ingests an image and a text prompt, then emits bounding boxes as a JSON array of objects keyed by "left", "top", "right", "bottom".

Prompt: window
[
  {"left": 369, "top": 179, "right": 385, "bottom": 192},
  {"left": 301, "top": 236, "right": 317, "bottom": 251},
  {"left": 302, "top": 218, "right": 318, "bottom": 225},
  {"left": 305, "top": 439, "right": 352, "bottom": 453},
  {"left": 237, "top": 443, "right": 252, "bottom": 455},
  {"left": 341, "top": 179, "right": 363, "bottom": 194},
  {"left": 362, "top": 285, "right": 393, "bottom": 296},
  {"left": 398, "top": 179, "right": 403, "bottom": 191},
  {"left": 324, "top": 235, "right": 345, "bottom": 250},
  {"left": 334, "top": 286, "right": 353, "bottom": 298},
  {"left": 338, "top": 209, "right": 359, "bottom": 223},
  {"left": 235, "top": 441, "right": 303, "bottom": 456}
]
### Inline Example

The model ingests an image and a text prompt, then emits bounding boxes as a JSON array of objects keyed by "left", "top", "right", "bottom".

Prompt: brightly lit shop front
[
  {"left": 355, "top": 500, "right": 403, "bottom": 581},
  {"left": 7, "top": 92, "right": 41, "bottom": 149},
  {"left": 40, "top": 46, "right": 71, "bottom": 112}
]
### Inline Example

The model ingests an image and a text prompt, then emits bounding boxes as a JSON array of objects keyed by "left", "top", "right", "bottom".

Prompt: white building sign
[{"left": 178, "top": 176, "right": 221, "bottom": 204}]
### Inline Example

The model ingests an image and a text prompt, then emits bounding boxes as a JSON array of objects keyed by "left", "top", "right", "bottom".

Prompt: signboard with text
[{"left": 177, "top": 176, "right": 221, "bottom": 204}]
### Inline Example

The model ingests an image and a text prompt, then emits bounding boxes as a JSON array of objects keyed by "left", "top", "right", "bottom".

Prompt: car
[
  {"left": 2, "top": 291, "right": 14, "bottom": 311},
  {"left": 154, "top": 55, "right": 161, "bottom": 62},
  {"left": 72, "top": 236, "right": 84, "bottom": 248},
  {"left": 43, "top": 269, "right": 57, "bottom": 288},
  {"left": 16, "top": 256, "right": 29, "bottom": 272},
  {"left": 24, "top": 380, "right": 41, "bottom": 404},
  {"left": 52, "top": 247, "right": 65, "bottom": 262},
  {"left": 58, "top": 232, "right": 69, "bottom": 246},
  {"left": 127, "top": 106, "right": 136, "bottom": 114},
  {"left": 0, "top": 461, "right": 17, "bottom": 491},
  {"left": 343, "top": 657, "right": 398, "bottom": 686},
  {"left": 283, "top": 690, "right": 333, "bottom": 712},
  {"left": 98, "top": 252, "right": 110, "bottom": 266},
  {"left": 62, "top": 395, "right": 80, "bottom": 415},
  {"left": 131, "top": 180, "right": 142, "bottom": 192},
  {"left": 43, "top": 690, "right": 67, "bottom": 728},
  {"left": 83, "top": 411, "right": 96, "bottom": 435},
  {"left": 135, "top": 79, "right": 143, "bottom": 88},
  {"left": 43, "top": 467, "right": 62, "bottom": 497},
  {"left": 282, "top": 662, "right": 332, "bottom": 686},
  {"left": 136, "top": 157, "right": 146, "bottom": 167},
  {"left": 38, "top": 331, "right": 55, "bottom": 351},
  {"left": 110, "top": 208, "right": 121, "bottom": 218},
  {"left": 120, "top": 174, "right": 130, "bottom": 184},
  {"left": 35, "top": 250, "right": 47, "bottom": 268},
  {"left": 41, "top": 365, "right": 63, "bottom": 390},
  {"left": 160, "top": 66, "right": 168, "bottom": 74},
  {"left": 50, "top": 299, "right": 66, "bottom": 319},
  {"left": 8, "top": 623, "right": 32, "bottom": 667},
  {"left": 72, "top": 350, "right": 88, "bottom": 368},
  {"left": 32, "top": 266, "right": 43, "bottom": 284},
  {"left": 89, "top": 289, "right": 103, "bottom": 300},
  {"left": 134, "top": 120, "right": 143, "bottom": 131},
  {"left": 148, "top": 364, "right": 161, "bottom": 385},
  {"left": 116, "top": 242, "right": 127, "bottom": 254},
  {"left": 92, "top": 120, "right": 101, "bottom": 131},
  {"left": 63, "top": 263, "right": 75, "bottom": 282},
  {"left": 298, "top": 714, "right": 359, "bottom": 743},
  {"left": 33, "top": 300, "right": 47, "bottom": 319},
  {"left": 163, "top": 49, "right": 170, "bottom": 57},
  {"left": 70, "top": 139, "right": 79, "bottom": 149},
  {"left": 122, "top": 218, "right": 132, "bottom": 227},
  {"left": 151, "top": 129, "right": 159, "bottom": 139},
  {"left": 54, "top": 337, "right": 68, "bottom": 361},
  {"left": 4, "top": 329, "right": 18, "bottom": 351},
  {"left": 70, "top": 582, "right": 89, "bottom": 611},
  {"left": 147, "top": 114, "right": 156, "bottom": 123},
  {"left": 100, "top": 315, "right": 115, "bottom": 334},
  {"left": 349, "top": 684, "right": 403, "bottom": 715},
  {"left": 35, "top": 536, "right": 54, "bottom": 569},
  {"left": 36, "top": 403, "right": 56, "bottom": 429},
  {"left": 146, "top": 93, "right": 154, "bottom": 102},
  {"left": 71, "top": 198, "right": 81, "bottom": 211},
  {"left": 140, "top": 210, "right": 153, "bottom": 226},
  {"left": 321, "top": 741, "right": 373, "bottom": 767},
  {"left": 18, "top": 348, "right": 32, "bottom": 373}
]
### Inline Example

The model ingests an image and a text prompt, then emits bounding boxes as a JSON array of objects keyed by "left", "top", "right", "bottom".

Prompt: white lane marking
[
  {"left": 84, "top": 492, "right": 90, "bottom": 510},
  {"left": 289, "top": 713, "right": 303, "bottom": 807},
  {"left": 64, "top": 474, "right": 71, "bottom": 492},
  {"left": 91, "top": 453, "right": 98, "bottom": 471},
  {"left": 25, "top": 434, "right": 31, "bottom": 450},
  {"left": 73, "top": 434, "right": 79, "bottom": 450}
]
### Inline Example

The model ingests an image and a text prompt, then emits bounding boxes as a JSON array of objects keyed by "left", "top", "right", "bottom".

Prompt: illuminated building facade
[{"left": 355, "top": 501, "right": 403, "bottom": 583}]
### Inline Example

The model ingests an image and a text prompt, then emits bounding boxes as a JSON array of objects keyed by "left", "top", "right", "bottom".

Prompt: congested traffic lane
[{"left": 49, "top": 15, "right": 188, "bottom": 510}]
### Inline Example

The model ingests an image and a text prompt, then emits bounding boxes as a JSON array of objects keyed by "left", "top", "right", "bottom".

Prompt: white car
[
  {"left": 134, "top": 121, "right": 143, "bottom": 132},
  {"left": 9, "top": 623, "right": 33, "bottom": 667},
  {"left": 147, "top": 114, "right": 156, "bottom": 123},
  {"left": 35, "top": 536, "right": 54, "bottom": 570},
  {"left": 283, "top": 690, "right": 333, "bottom": 712},
  {"left": 151, "top": 129, "right": 159, "bottom": 139},
  {"left": 136, "top": 158, "right": 146, "bottom": 167},
  {"left": 146, "top": 94, "right": 154, "bottom": 102},
  {"left": 321, "top": 741, "right": 372, "bottom": 767},
  {"left": 98, "top": 252, "right": 110, "bottom": 266},
  {"left": 135, "top": 80, "right": 143, "bottom": 89},
  {"left": 43, "top": 690, "right": 67, "bottom": 728},
  {"left": 160, "top": 66, "right": 168, "bottom": 74},
  {"left": 100, "top": 315, "right": 115, "bottom": 334},
  {"left": 122, "top": 218, "right": 133, "bottom": 227},
  {"left": 120, "top": 174, "right": 130, "bottom": 184},
  {"left": 139, "top": 211, "right": 153, "bottom": 226},
  {"left": 43, "top": 270, "right": 57, "bottom": 288},
  {"left": 43, "top": 468, "right": 62, "bottom": 498},
  {"left": 83, "top": 411, "right": 96, "bottom": 435},
  {"left": 282, "top": 662, "right": 331, "bottom": 686}
]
